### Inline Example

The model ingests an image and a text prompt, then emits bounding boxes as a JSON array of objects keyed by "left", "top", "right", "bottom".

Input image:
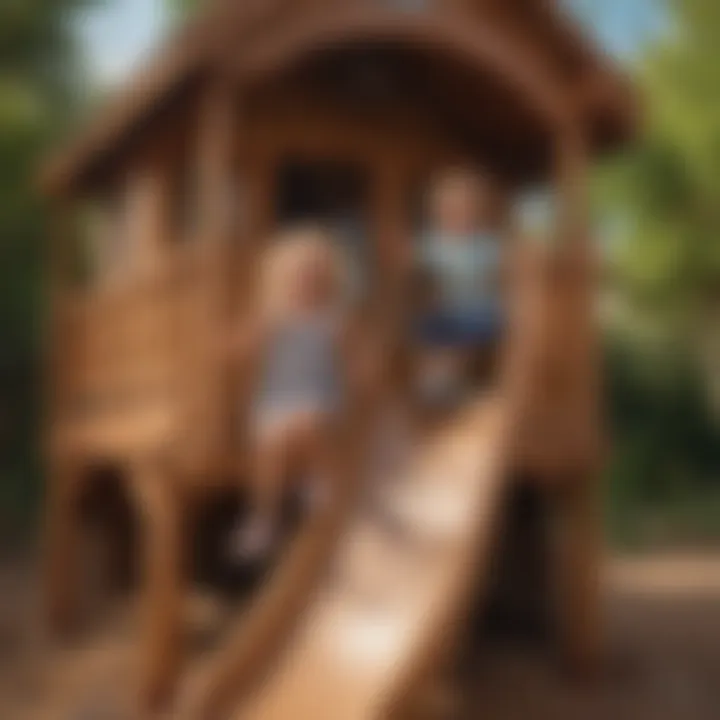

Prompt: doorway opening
[{"left": 276, "top": 160, "right": 371, "bottom": 299}]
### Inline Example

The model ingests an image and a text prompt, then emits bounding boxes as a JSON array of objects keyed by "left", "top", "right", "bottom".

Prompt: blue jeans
[{"left": 417, "top": 305, "right": 504, "bottom": 349}]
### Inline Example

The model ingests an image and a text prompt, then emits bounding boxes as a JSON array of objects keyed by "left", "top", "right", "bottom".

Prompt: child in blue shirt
[{"left": 415, "top": 168, "right": 504, "bottom": 400}]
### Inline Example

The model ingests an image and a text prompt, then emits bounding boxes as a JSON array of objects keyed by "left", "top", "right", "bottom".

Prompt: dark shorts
[{"left": 416, "top": 305, "right": 504, "bottom": 349}]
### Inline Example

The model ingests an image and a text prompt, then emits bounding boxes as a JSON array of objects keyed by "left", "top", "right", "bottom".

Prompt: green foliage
[
  {"left": 603, "top": 334, "right": 720, "bottom": 548},
  {"left": 165, "top": 0, "right": 201, "bottom": 20},
  {"left": 602, "top": 0, "right": 720, "bottom": 329},
  {"left": 0, "top": 0, "right": 100, "bottom": 539},
  {"left": 597, "top": 0, "right": 720, "bottom": 544}
]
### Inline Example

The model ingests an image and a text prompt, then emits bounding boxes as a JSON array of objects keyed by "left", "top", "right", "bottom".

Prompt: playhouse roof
[{"left": 41, "top": 0, "right": 637, "bottom": 194}]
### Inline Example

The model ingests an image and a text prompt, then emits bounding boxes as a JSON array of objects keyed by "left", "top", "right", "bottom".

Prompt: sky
[
  {"left": 76, "top": 0, "right": 168, "bottom": 85},
  {"left": 77, "top": 0, "right": 663, "bottom": 87},
  {"left": 566, "top": 0, "right": 665, "bottom": 57}
]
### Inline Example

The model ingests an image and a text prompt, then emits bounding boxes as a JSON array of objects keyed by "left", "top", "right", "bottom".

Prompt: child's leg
[
  {"left": 463, "top": 304, "right": 504, "bottom": 384},
  {"left": 252, "top": 422, "right": 294, "bottom": 526},
  {"left": 414, "top": 309, "right": 466, "bottom": 406},
  {"left": 293, "top": 410, "right": 341, "bottom": 512},
  {"left": 232, "top": 415, "right": 297, "bottom": 560}
]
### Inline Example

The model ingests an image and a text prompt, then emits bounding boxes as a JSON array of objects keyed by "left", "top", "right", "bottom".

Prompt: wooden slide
[{"left": 214, "top": 397, "right": 511, "bottom": 720}]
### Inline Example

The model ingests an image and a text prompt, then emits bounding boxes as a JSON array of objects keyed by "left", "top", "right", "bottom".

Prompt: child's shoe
[
  {"left": 417, "top": 355, "right": 465, "bottom": 409},
  {"left": 229, "top": 515, "right": 277, "bottom": 564},
  {"left": 300, "top": 475, "right": 333, "bottom": 514}
]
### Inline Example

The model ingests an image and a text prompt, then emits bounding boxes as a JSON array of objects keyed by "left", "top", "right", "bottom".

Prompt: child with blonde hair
[{"left": 229, "top": 226, "right": 371, "bottom": 560}]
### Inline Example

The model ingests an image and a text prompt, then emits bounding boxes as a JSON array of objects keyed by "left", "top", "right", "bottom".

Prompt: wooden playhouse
[{"left": 40, "top": 0, "right": 636, "bottom": 715}]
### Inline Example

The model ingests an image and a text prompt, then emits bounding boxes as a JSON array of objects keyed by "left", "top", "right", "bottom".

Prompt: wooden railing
[
  {"left": 48, "top": 234, "right": 600, "bottom": 480},
  {"left": 50, "top": 243, "right": 234, "bottom": 467}
]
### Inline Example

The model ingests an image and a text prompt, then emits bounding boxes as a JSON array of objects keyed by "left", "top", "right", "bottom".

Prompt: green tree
[
  {"left": 596, "top": 0, "right": 720, "bottom": 540},
  {"left": 166, "top": 0, "right": 202, "bottom": 20},
  {"left": 600, "top": 0, "right": 720, "bottom": 399},
  {"left": 0, "top": 0, "right": 100, "bottom": 539}
]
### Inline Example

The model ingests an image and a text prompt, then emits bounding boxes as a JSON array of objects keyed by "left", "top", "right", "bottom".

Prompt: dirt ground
[
  {"left": 466, "top": 555, "right": 720, "bottom": 720},
  {"left": 1, "top": 554, "right": 719, "bottom": 720}
]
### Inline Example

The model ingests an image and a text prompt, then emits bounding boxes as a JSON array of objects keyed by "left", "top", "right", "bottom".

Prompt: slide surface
[{"left": 231, "top": 398, "right": 511, "bottom": 720}]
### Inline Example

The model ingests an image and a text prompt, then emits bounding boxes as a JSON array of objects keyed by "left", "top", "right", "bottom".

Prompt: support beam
[
  {"left": 554, "top": 123, "right": 603, "bottom": 469},
  {"left": 180, "top": 76, "right": 238, "bottom": 474},
  {"left": 43, "top": 202, "right": 84, "bottom": 635},
  {"left": 550, "top": 124, "right": 604, "bottom": 675},
  {"left": 371, "top": 160, "right": 409, "bottom": 318},
  {"left": 44, "top": 203, "right": 76, "bottom": 435},
  {"left": 43, "top": 460, "right": 84, "bottom": 634},
  {"left": 553, "top": 475, "right": 603, "bottom": 675},
  {"left": 554, "top": 123, "right": 589, "bottom": 249},
  {"left": 197, "top": 77, "right": 237, "bottom": 247},
  {"left": 131, "top": 460, "right": 186, "bottom": 710},
  {"left": 132, "top": 77, "right": 237, "bottom": 709},
  {"left": 127, "top": 155, "right": 168, "bottom": 274}
]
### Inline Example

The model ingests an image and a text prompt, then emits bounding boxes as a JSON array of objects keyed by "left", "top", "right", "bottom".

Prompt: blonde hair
[{"left": 258, "top": 225, "right": 347, "bottom": 319}]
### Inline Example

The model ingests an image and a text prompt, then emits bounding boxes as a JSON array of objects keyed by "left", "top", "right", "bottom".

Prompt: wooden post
[
  {"left": 133, "top": 76, "right": 237, "bottom": 709},
  {"left": 43, "top": 202, "right": 83, "bottom": 634},
  {"left": 554, "top": 472, "right": 603, "bottom": 675},
  {"left": 198, "top": 77, "right": 237, "bottom": 248},
  {"left": 131, "top": 460, "right": 186, "bottom": 709},
  {"left": 551, "top": 124, "right": 604, "bottom": 675},
  {"left": 44, "top": 459, "right": 84, "bottom": 633},
  {"left": 246, "top": 152, "right": 276, "bottom": 248},
  {"left": 231, "top": 148, "right": 274, "bottom": 316},
  {"left": 181, "top": 75, "right": 237, "bottom": 474},
  {"left": 371, "top": 159, "right": 408, "bottom": 316},
  {"left": 554, "top": 125, "right": 588, "bottom": 249},
  {"left": 202, "top": 75, "right": 238, "bottom": 469},
  {"left": 44, "top": 201, "right": 83, "bottom": 445},
  {"left": 127, "top": 156, "right": 167, "bottom": 276},
  {"left": 369, "top": 156, "right": 412, "bottom": 404}
]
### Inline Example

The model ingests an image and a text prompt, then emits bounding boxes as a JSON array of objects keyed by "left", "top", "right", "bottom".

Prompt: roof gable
[{"left": 41, "top": 0, "right": 635, "bottom": 193}]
